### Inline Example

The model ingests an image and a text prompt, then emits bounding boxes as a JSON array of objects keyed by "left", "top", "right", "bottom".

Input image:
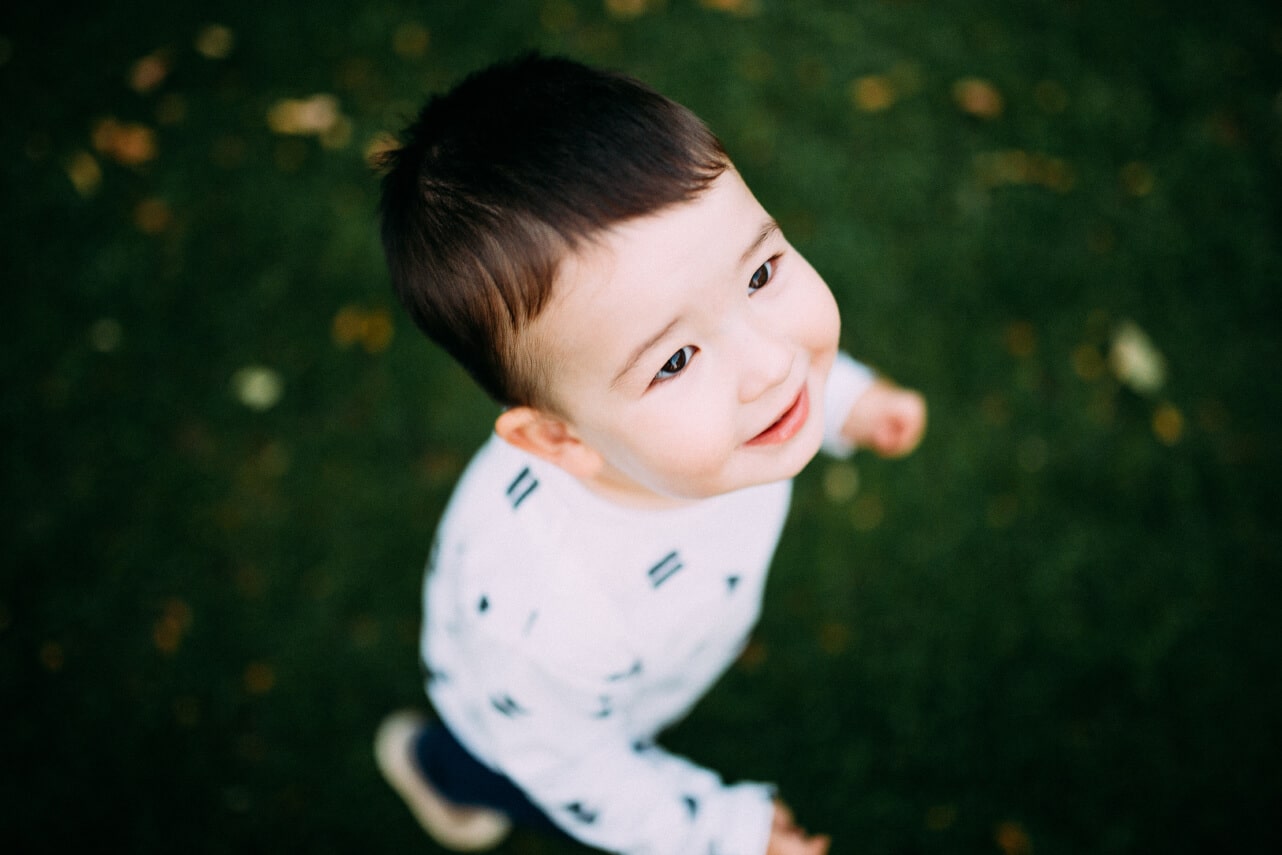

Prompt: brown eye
[
  {"left": 654, "top": 346, "right": 695, "bottom": 380},
  {"left": 749, "top": 259, "right": 775, "bottom": 292}
]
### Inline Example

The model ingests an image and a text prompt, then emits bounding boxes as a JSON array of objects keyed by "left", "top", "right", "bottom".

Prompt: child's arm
[
  {"left": 821, "top": 352, "right": 926, "bottom": 459},
  {"left": 840, "top": 377, "right": 927, "bottom": 458},
  {"left": 457, "top": 629, "right": 779, "bottom": 854}
]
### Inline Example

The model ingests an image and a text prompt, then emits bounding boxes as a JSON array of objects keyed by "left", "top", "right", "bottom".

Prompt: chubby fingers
[
  {"left": 873, "top": 388, "right": 927, "bottom": 457},
  {"left": 843, "top": 379, "right": 927, "bottom": 457},
  {"left": 769, "top": 802, "right": 831, "bottom": 855}
]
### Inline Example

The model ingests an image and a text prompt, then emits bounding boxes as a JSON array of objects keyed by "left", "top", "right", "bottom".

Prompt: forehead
[{"left": 526, "top": 170, "right": 768, "bottom": 382}]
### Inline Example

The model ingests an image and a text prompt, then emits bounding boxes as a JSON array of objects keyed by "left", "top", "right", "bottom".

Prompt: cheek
[
  {"left": 620, "top": 395, "right": 735, "bottom": 472},
  {"left": 797, "top": 276, "right": 841, "bottom": 354}
]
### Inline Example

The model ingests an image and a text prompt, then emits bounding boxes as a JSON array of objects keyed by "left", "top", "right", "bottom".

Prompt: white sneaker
[{"left": 374, "top": 710, "right": 512, "bottom": 851}]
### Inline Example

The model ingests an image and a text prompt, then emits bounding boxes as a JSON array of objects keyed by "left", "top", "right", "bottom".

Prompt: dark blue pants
[{"left": 413, "top": 720, "right": 569, "bottom": 838}]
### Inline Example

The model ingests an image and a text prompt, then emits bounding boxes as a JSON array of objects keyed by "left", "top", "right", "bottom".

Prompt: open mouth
[{"left": 746, "top": 385, "right": 809, "bottom": 447}]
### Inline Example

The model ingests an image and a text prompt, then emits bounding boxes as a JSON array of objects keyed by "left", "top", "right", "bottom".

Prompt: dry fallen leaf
[
  {"left": 129, "top": 50, "right": 172, "bottom": 94},
  {"left": 995, "top": 820, "right": 1032, "bottom": 855},
  {"left": 267, "top": 94, "right": 352, "bottom": 149},
  {"left": 91, "top": 117, "right": 158, "bottom": 166},
  {"left": 134, "top": 197, "right": 173, "bottom": 234},
  {"left": 332, "top": 305, "right": 395, "bottom": 353},
  {"left": 953, "top": 77, "right": 1005, "bottom": 119},
  {"left": 267, "top": 94, "right": 341, "bottom": 135}
]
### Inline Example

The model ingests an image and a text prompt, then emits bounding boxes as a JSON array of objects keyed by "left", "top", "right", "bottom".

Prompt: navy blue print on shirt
[
  {"left": 683, "top": 794, "right": 700, "bottom": 818},
  {"left": 726, "top": 574, "right": 741, "bottom": 593},
  {"left": 647, "top": 551, "right": 684, "bottom": 588},
  {"left": 490, "top": 694, "right": 527, "bottom": 717},
  {"left": 606, "top": 660, "right": 643, "bottom": 682},
  {"left": 564, "top": 802, "right": 599, "bottom": 824},
  {"left": 506, "top": 467, "right": 538, "bottom": 510}
]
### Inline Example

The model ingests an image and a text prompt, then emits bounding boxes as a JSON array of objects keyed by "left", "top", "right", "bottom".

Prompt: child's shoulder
[
  {"left": 439, "top": 433, "right": 570, "bottom": 541},
  {"left": 432, "top": 436, "right": 641, "bottom": 673}
]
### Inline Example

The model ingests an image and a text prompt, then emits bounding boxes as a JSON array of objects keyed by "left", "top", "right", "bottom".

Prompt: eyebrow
[
  {"left": 741, "top": 219, "right": 780, "bottom": 268},
  {"left": 610, "top": 218, "right": 782, "bottom": 389},
  {"left": 611, "top": 318, "right": 680, "bottom": 389}
]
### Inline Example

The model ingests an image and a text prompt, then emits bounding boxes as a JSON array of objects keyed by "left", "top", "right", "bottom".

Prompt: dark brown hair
[{"left": 378, "top": 54, "right": 728, "bottom": 408}]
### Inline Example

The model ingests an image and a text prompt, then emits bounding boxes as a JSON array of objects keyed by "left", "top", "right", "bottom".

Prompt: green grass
[{"left": 3, "top": 1, "right": 1280, "bottom": 852}]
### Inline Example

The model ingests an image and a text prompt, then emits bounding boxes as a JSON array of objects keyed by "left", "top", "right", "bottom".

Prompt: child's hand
[
  {"left": 766, "top": 801, "right": 831, "bottom": 855},
  {"left": 842, "top": 378, "right": 927, "bottom": 458}
]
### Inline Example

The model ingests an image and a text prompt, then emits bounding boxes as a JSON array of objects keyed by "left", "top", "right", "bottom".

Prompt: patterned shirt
[{"left": 421, "top": 353, "right": 873, "bottom": 854}]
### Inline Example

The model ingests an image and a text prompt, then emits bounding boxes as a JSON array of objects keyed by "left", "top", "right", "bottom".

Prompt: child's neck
[{"left": 573, "top": 467, "right": 702, "bottom": 512}]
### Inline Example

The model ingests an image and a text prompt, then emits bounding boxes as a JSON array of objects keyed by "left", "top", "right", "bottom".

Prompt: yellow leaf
[
  {"left": 65, "top": 150, "right": 102, "bottom": 196},
  {"left": 195, "top": 24, "right": 235, "bottom": 60},
  {"left": 850, "top": 75, "right": 897, "bottom": 112},
  {"left": 332, "top": 305, "right": 366, "bottom": 347},
  {"left": 360, "top": 308, "right": 395, "bottom": 353},
  {"left": 1152, "top": 402, "right": 1185, "bottom": 446}
]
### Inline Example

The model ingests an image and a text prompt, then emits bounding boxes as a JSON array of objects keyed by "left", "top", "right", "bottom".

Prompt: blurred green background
[{"left": 3, "top": 0, "right": 1280, "bottom": 852}]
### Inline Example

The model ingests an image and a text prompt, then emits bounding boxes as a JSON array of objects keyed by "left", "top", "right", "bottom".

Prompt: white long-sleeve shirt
[{"left": 420, "top": 353, "right": 874, "bottom": 854}]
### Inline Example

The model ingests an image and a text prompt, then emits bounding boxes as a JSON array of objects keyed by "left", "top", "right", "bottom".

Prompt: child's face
[{"left": 528, "top": 169, "right": 841, "bottom": 506}]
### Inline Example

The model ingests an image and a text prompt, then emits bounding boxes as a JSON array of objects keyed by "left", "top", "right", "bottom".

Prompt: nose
[{"left": 734, "top": 318, "right": 793, "bottom": 404}]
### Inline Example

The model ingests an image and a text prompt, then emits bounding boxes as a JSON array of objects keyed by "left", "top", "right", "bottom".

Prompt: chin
[
  {"left": 759, "top": 424, "right": 825, "bottom": 488},
  {"left": 791, "top": 433, "right": 826, "bottom": 477}
]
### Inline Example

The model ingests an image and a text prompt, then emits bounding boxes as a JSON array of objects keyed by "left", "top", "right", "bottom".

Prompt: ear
[{"left": 494, "top": 406, "right": 604, "bottom": 480}]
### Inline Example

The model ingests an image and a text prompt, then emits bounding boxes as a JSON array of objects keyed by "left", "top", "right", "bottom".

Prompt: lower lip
[{"left": 746, "top": 386, "right": 809, "bottom": 447}]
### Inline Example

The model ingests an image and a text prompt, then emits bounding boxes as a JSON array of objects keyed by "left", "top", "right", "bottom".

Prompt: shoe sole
[{"left": 374, "top": 710, "right": 512, "bottom": 851}]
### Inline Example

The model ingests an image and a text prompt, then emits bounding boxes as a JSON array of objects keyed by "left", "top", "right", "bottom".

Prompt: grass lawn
[{"left": 3, "top": 1, "right": 1280, "bottom": 852}]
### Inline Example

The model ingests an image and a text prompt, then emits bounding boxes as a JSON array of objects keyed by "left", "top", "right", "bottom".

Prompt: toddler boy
[{"left": 373, "top": 55, "right": 926, "bottom": 855}]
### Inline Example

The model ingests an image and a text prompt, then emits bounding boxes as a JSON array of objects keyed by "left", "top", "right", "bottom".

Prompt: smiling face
[{"left": 514, "top": 169, "right": 842, "bottom": 507}]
